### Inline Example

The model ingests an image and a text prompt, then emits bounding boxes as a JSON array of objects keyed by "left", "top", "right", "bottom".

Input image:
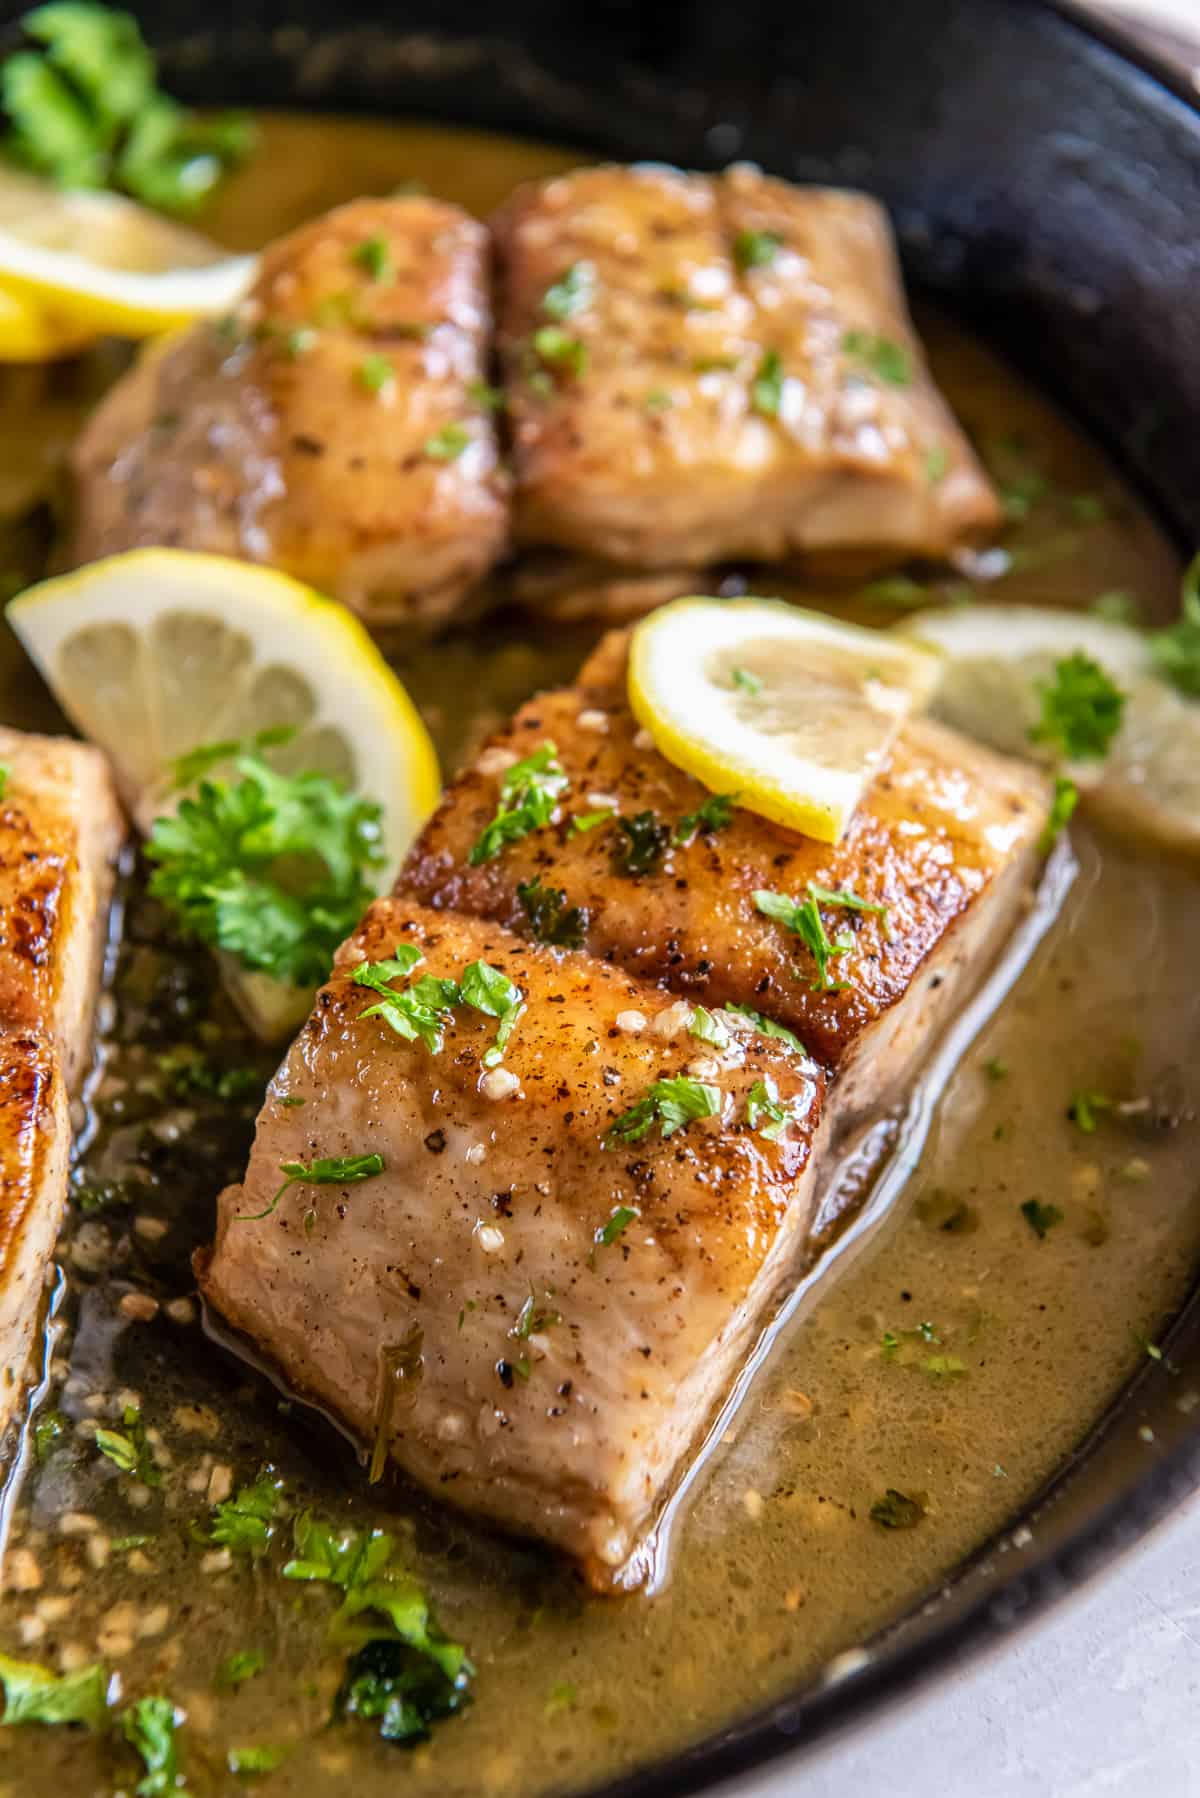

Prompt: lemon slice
[
  {"left": 8, "top": 549, "right": 441, "bottom": 1035},
  {"left": 0, "top": 168, "right": 255, "bottom": 359},
  {"left": 628, "top": 597, "right": 940, "bottom": 843},
  {"left": 901, "top": 603, "right": 1200, "bottom": 860}
]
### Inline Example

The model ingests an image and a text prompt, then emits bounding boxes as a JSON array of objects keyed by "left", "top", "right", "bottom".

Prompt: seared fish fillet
[
  {"left": 0, "top": 728, "right": 124, "bottom": 1426},
  {"left": 205, "top": 639, "right": 1050, "bottom": 1584},
  {"left": 406, "top": 632, "right": 1049, "bottom": 1120},
  {"left": 68, "top": 198, "right": 509, "bottom": 631},
  {"left": 494, "top": 164, "right": 1000, "bottom": 588},
  {"left": 202, "top": 903, "right": 827, "bottom": 1587}
]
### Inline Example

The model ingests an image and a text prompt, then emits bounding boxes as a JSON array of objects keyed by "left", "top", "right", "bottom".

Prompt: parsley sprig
[
  {"left": 0, "top": 1651, "right": 108, "bottom": 1728},
  {"left": 603, "top": 1077, "right": 721, "bottom": 1148},
  {"left": 754, "top": 883, "right": 887, "bottom": 992},
  {"left": 469, "top": 742, "right": 567, "bottom": 863},
  {"left": 353, "top": 944, "right": 524, "bottom": 1067},
  {"left": 95, "top": 1404, "right": 160, "bottom": 1487},
  {"left": 1, "top": 3, "right": 253, "bottom": 213},
  {"left": 121, "top": 1695, "right": 181, "bottom": 1796},
  {"left": 238, "top": 1152, "right": 384, "bottom": 1223},
  {"left": 146, "top": 748, "right": 384, "bottom": 989},
  {"left": 1030, "top": 653, "right": 1126, "bottom": 761}
]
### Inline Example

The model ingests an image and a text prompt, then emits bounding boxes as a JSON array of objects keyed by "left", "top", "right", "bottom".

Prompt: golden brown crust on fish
[{"left": 68, "top": 197, "right": 509, "bottom": 630}]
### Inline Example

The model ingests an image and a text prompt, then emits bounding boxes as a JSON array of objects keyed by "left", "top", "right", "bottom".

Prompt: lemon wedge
[
  {"left": 0, "top": 168, "right": 255, "bottom": 359},
  {"left": 8, "top": 550, "right": 441, "bottom": 1034},
  {"left": 901, "top": 603, "right": 1200, "bottom": 861},
  {"left": 628, "top": 597, "right": 940, "bottom": 843}
]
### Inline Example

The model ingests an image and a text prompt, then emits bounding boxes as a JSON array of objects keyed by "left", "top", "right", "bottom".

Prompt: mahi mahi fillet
[
  {"left": 204, "top": 645, "right": 1048, "bottom": 1587},
  {"left": 0, "top": 727, "right": 123, "bottom": 1427}
]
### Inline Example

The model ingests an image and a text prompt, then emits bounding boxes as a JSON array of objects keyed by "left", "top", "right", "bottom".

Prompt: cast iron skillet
[{"left": 22, "top": 0, "right": 1200, "bottom": 1790}]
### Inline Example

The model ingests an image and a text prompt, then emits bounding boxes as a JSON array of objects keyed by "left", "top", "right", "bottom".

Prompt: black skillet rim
[{"left": 15, "top": 0, "right": 1198, "bottom": 1791}]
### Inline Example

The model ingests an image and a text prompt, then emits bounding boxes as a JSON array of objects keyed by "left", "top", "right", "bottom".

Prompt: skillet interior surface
[{"left": 4, "top": 0, "right": 1200, "bottom": 1791}]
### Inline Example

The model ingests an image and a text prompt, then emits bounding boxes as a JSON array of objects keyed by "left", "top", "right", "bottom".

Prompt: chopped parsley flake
[
  {"left": 751, "top": 348, "right": 784, "bottom": 418},
  {"left": 1067, "top": 1089, "right": 1111, "bottom": 1134},
  {"left": 611, "top": 809, "right": 670, "bottom": 877},
  {"left": 0, "top": 761, "right": 9, "bottom": 798},
  {"left": 984, "top": 1057, "right": 1009, "bottom": 1082},
  {"left": 730, "top": 666, "right": 762, "bottom": 694},
  {"left": 1134, "top": 1330, "right": 1180, "bottom": 1375},
  {"left": 603, "top": 1077, "right": 721, "bottom": 1148},
  {"left": 217, "top": 1650, "right": 266, "bottom": 1688},
  {"left": 925, "top": 443, "right": 948, "bottom": 484},
  {"left": 517, "top": 877, "right": 589, "bottom": 949},
  {"left": 0, "top": 1650, "right": 108, "bottom": 1728},
  {"left": 843, "top": 330, "right": 912, "bottom": 386},
  {"left": 725, "top": 1003, "right": 807, "bottom": 1056},
  {"left": 1039, "top": 775, "right": 1079, "bottom": 853},
  {"left": 210, "top": 1475, "right": 287, "bottom": 1557},
  {"left": 423, "top": 422, "right": 471, "bottom": 460},
  {"left": 513, "top": 1291, "right": 560, "bottom": 1339},
  {"left": 356, "top": 352, "right": 395, "bottom": 395},
  {"left": 753, "top": 883, "right": 885, "bottom": 992},
  {"left": 239, "top": 1153, "right": 384, "bottom": 1223},
  {"left": 532, "top": 324, "right": 587, "bottom": 378},
  {"left": 284, "top": 325, "right": 317, "bottom": 358},
  {"left": 733, "top": 228, "right": 782, "bottom": 271},
  {"left": 469, "top": 742, "right": 568, "bottom": 863},
  {"left": 569, "top": 808, "right": 615, "bottom": 834},
  {"left": 121, "top": 1694, "right": 181, "bottom": 1796},
  {"left": 1149, "top": 552, "right": 1200, "bottom": 698},
  {"left": 674, "top": 791, "right": 737, "bottom": 845},
  {"left": 746, "top": 1077, "right": 788, "bottom": 1140},
  {"left": 644, "top": 386, "right": 672, "bottom": 411},
  {"left": 146, "top": 747, "right": 384, "bottom": 988},
  {"left": 1020, "top": 1198, "right": 1063, "bottom": 1238},
  {"left": 95, "top": 1405, "right": 159, "bottom": 1486},
  {"left": 1030, "top": 653, "right": 1125, "bottom": 761},
  {"left": 869, "top": 1488, "right": 925, "bottom": 1529},
  {"left": 542, "top": 261, "right": 594, "bottom": 320},
  {"left": 229, "top": 1744, "right": 288, "bottom": 1776},
  {"left": 1091, "top": 590, "right": 1140, "bottom": 625},
  {"left": 351, "top": 236, "right": 393, "bottom": 282},
  {"left": 32, "top": 1407, "right": 66, "bottom": 1461},
  {"left": 688, "top": 1005, "right": 730, "bottom": 1049},
  {"left": 467, "top": 380, "right": 504, "bottom": 410},
  {"left": 595, "top": 1205, "right": 638, "bottom": 1247}
]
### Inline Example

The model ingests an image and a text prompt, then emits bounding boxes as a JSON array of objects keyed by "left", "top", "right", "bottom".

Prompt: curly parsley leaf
[
  {"left": 1149, "top": 551, "right": 1200, "bottom": 698},
  {"left": 211, "top": 1475, "right": 287, "bottom": 1558},
  {"left": 843, "top": 330, "right": 912, "bottom": 386},
  {"left": 238, "top": 1153, "right": 384, "bottom": 1223},
  {"left": 603, "top": 1077, "right": 721, "bottom": 1148},
  {"left": 1029, "top": 653, "right": 1126, "bottom": 761},
  {"left": 355, "top": 950, "right": 523, "bottom": 1066},
  {"left": 469, "top": 742, "right": 568, "bottom": 864},
  {"left": 121, "top": 1694, "right": 181, "bottom": 1796},
  {"left": 516, "top": 877, "right": 589, "bottom": 949},
  {"left": 2, "top": 3, "right": 253, "bottom": 212},
  {"left": 746, "top": 1076, "right": 788, "bottom": 1140},
  {"left": 674, "top": 791, "right": 737, "bottom": 845},
  {"left": 146, "top": 751, "right": 384, "bottom": 989},
  {"left": 0, "top": 1651, "right": 108, "bottom": 1728},
  {"left": 611, "top": 809, "right": 670, "bottom": 877}
]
